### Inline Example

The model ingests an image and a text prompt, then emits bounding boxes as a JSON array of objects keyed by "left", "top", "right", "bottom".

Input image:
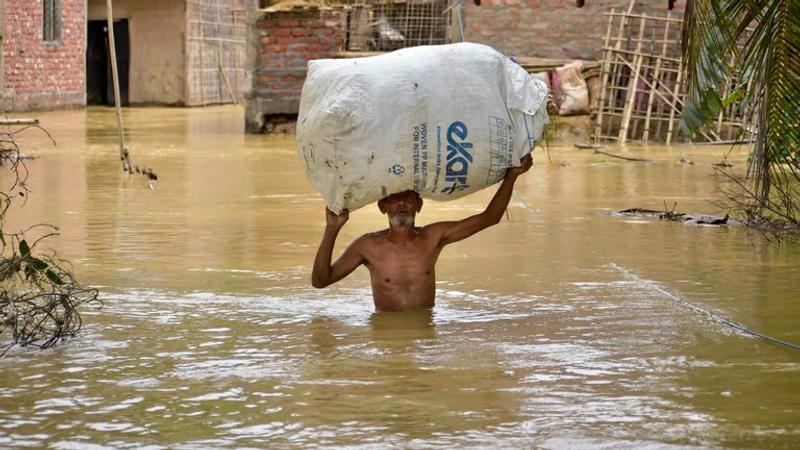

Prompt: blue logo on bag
[{"left": 441, "top": 121, "right": 472, "bottom": 193}]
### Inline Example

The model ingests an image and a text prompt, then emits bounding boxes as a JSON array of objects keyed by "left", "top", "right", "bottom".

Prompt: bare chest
[{"left": 364, "top": 238, "right": 440, "bottom": 279}]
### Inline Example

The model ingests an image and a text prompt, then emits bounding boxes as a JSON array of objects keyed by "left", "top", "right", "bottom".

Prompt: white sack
[
  {"left": 555, "top": 60, "right": 590, "bottom": 116},
  {"left": 297, "top": 42, "right": 549, "bottom": 214}
]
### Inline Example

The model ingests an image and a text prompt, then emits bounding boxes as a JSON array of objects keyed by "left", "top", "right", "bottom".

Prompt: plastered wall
[{"left": 87, "top": 0, "right": 186, "bottom": 105}]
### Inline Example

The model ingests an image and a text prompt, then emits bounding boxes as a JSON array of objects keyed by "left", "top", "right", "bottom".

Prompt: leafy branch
[
  {"left": 1, "top": 122, "right": 100, "bottom": 356},
  {"left": 681, "top": 0, "right": 800, "bottom": 239}
]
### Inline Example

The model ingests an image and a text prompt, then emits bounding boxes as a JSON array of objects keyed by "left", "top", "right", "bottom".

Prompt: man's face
[{"left": 379, "top": 191, "right": 422, "bottom": 227}]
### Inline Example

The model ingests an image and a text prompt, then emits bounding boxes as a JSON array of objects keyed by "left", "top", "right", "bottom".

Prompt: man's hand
[
  {"left": 326, "top": 208, "right": 349, "bottom": 229},
  {"left": 505, "top": 154, "right": 533, "bottom": 179}
]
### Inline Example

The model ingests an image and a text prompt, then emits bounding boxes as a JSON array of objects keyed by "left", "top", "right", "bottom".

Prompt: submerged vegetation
[
  {"left": 681, "top": 0, "right": 800, "bottom": 239},
  {"left": 0, "top": 124, "right": 100, "bottom": 356}
]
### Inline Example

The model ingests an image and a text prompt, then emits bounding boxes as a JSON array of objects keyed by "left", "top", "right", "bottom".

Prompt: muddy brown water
[{"left": 1, "top": 106, "right": 798, "bottom": 449}]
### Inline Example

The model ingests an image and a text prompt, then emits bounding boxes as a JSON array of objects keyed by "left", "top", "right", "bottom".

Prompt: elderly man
[{"left": 312, "top": 154, "right": 533, "bottom": 311}]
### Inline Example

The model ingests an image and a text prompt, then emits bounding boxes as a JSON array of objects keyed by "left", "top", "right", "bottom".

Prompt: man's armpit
[{"left": 423, "top": 222, "right": 456, "bottom": 246}]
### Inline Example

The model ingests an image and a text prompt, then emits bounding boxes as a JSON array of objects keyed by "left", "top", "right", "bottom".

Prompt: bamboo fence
[
  {"left": 593, "top": 7, "right": 751, "bottom": 144},
  {"left": 186, "top": 0, "right": 250, "bottom": 106}
]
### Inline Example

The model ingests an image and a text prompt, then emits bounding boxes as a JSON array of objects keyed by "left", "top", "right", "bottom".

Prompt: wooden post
[{"left": 106, "top": 0, "right": 131, "bottom": 171}]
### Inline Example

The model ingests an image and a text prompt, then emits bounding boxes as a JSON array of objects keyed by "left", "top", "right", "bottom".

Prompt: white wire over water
[
  {"left": 511, "top": 192, "right": 540, "bottom": 215},
  {"left": 608, "top": 263, "right": 800, "bottom": 351}
]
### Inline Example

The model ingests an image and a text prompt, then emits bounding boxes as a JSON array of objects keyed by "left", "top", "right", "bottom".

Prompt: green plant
[
  {"left": 681, "top": 0, "right": 800, "bottom": 235},
  {"left": 1, "top": 124, "right": 100, "bottom": 356}
]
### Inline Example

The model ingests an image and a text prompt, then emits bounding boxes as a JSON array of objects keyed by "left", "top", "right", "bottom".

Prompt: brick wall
[
  {"left": 1, "top": 0, "right": 86, "bottom": 111},
  {"left": 245, "top": 5, "right": 342, "bottom": 133},
  {"left": 463, "top": 0, "right": 685, "bottom": 60}
]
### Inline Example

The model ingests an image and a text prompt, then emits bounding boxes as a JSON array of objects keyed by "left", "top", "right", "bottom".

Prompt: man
[{"left": 312, "top": 154, "right": 533, "bottom": 312}]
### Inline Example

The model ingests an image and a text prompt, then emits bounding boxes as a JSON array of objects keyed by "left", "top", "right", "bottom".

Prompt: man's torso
[{"left": 360, "top": 226, "right": 443, "bottom": 311}]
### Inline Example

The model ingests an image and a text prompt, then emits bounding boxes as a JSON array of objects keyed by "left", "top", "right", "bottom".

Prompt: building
[
  {"left": 0, "top": 0, "right": 85, "bottom": 111},
  {"left": 0, "top": 0, "right": 254, "bottom": 112},
  {"left": 245, "top": 0, "right": 683, "bottom": 133}
]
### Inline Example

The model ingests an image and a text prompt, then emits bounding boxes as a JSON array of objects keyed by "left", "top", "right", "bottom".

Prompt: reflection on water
[{"left": 0, "top": 106, "right": 798, "bottom": 448}]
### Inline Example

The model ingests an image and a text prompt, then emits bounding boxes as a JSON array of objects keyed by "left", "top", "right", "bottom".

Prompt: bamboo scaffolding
[
  {"left": 612, "top": 50, "right": 719, "bottom": 142},
  {"left": 593, "top": 4, "right": 750, "bottom": 145}
]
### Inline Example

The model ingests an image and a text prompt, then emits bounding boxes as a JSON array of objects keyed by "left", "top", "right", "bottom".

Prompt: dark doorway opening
[{"left": 86, "top": 19, "right": 130, "bottom": 106}]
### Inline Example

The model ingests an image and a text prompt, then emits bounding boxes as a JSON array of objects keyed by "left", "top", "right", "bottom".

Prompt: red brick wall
[
  {"left": 463, "top": 0, "right": 685, "bottom": 60},
  {"left": 1, "top": 0, "right": 86, "bottom": 111},
  {"left": 245, "top": 6, "right": 342, "bottom": 132}
]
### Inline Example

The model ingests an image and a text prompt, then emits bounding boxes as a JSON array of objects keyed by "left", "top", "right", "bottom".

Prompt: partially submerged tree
[
  {"left": 1, "top": 124, "right": 100, "bottom": 356},
  {"left": 681, "top": 0, "right": 800, "bottom": 237}
]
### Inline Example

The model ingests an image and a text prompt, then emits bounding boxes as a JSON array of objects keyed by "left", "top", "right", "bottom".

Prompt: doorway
[{"left": 86, "top": 19, "right": 129, "bottom": 106}]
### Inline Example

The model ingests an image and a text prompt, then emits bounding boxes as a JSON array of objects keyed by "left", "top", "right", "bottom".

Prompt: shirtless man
[{"left": 312, "top": 154, "right": 533, "bottom": 311}]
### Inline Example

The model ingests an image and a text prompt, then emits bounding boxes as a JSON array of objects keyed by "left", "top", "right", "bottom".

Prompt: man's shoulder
[
  {"left": 419, "top": 221, "right": 452, "bottom": 234},
  {"left": 355, "top": 229, "right": 389, "bottom": 244}
]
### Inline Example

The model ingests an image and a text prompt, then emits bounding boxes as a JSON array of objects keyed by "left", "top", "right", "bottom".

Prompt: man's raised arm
[
  {"left": 311, "top": 208, "right": 365, "bottom": 288},
  {"left": 434, "top": 153, "right": 533, "bottom": 246}
]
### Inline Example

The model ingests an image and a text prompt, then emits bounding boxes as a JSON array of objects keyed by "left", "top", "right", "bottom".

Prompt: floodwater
[{"left": 1, "top": 106, "right": 798, "bottom": 449}]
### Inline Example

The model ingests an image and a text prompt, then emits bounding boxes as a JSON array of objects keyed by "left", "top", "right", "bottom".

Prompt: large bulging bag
[{"left": 297, "top": 43, "right": 549, "bottom": 214}]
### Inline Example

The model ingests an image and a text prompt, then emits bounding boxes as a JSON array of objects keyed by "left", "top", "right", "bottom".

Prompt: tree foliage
[
  {"left": 1, "top": 125, "right": 100, "bottom": 356},
  {"left": 681, "top": 0, "right": 800, "bottom": 235}
]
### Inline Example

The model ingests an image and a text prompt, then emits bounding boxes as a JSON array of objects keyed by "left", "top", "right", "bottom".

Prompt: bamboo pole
[
  {"left": 605, "top": 0, "right": 637, "bottom": 141},
  {"left": 456, "top": 1, "right": 465, "bottom": 42},
  {"left": 603, "top": 11, "right": 683, "bottom": 23},
  {"left": 231, "top": 7, "right": 242, "bottom": 102},
  {"left": 629, "top": 23, "right": 651, "bottom": 141},
  {"left": 666, "top": 57, "right": 684, "bottom": 145},
  {"left": 198, "top": 3, "right": 206, "bottom": 106},
  {"left": 600, "top": 46, "right": 682, "bottom": 62},
  {"left": 0, "top": 119, "right": 39, "bottom": 126},
  {"left": 643, "top": 11, "right": 671, "bottom": 143},
  {"left": 215, "top": 1, "right": 237, "bottom": 104},
  {"left": 593, "top": 9, "right": 615, "bottom": 143},
  {"left": 618, "top": 17, "right": 647, "bottom": 143},
  {"left": 106, "top": 0, "right": 131, "bottom": 171}
]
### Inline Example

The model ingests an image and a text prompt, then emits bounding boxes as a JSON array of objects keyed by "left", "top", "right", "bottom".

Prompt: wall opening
[
  {"left": 43, "top": 0, "right": 63, "bottom": 43},
  {"left": 86, "top": 19, "right": 130, "bottom": 106}
]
